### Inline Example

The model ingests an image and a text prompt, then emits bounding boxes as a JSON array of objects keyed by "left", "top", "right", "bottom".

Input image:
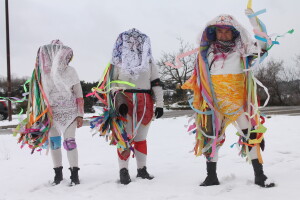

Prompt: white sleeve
[
  {"left": 110, "top": 65, "right": 127, "bottom": 108},
  {"left": 150, "top": 61, "right": 164, "bottom": 108},
  {"left": 111, "top": 64, "right": 119, "bottom": 81},
  {"left": 110, "top": 64, "right": 120, "bottom": 92},
  {"left": 73, "top": 83, "right": 84, "bottom": 118}
]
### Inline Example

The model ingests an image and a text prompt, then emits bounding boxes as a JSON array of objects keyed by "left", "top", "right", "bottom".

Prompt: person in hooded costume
[
  {"left": 182, "top": 10, "right": 275, "bottom": 187},
  {"left": 111, "top": 28, "right": 164, "bottom": 185},
  {"left": 38, "top": 40, "right": 84, "bottom": 185}
]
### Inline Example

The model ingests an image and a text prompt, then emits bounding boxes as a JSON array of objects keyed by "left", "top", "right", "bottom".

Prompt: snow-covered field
[
  {"left": 0, "top": 114, "right": 24, "bottom": 126},
  {"left": 0, "top": 115, "right": 300, "bottom": 200}
]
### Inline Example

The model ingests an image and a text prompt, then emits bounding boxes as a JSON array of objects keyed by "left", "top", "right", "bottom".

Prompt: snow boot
[
  {"left": 252, "top": 159, "right": 275, "bottom": 188},
  {"left": 69, "top": 167, "right": 80, "bottom": 185},
  {"left": 200, "top": 162, "right": 220, "bottom": 186},
  {"left": 53, "top": 166, "right": 63, "bottom": 185},
  {"left": 120, "top": 168, "right": 131, "bottom": 185},
  {"left": 137, "top": 166, "right": 154, "bottom": 180}
]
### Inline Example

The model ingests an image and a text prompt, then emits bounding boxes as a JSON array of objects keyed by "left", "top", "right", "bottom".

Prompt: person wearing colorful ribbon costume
[
  {"left": 18, "top": 40, "right": 84, "bottom": 185},
  {"left": 110, "top": 28, "right": 164, "bottom": 184},
  {"left": 182, "top": 11, "right": 275, "bottom": 187}
]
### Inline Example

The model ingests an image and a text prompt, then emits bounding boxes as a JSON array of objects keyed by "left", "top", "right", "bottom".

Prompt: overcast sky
[{"left": 0, "top": 0, "right": 299, "bottom": 82}]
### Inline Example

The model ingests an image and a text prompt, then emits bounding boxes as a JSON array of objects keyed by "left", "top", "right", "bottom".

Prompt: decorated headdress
[
  {"left": 38, "top": 40, "right": 78, "bottom": 98},
  {"left": 111, "top": 28, "right": 153, "bottom": 80},
  {"left": 198, "top": 14, "right": 256, "bottom": 57}
]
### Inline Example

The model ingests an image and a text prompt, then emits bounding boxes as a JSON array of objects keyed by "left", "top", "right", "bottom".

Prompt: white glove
[{"left": 245, "top": 8, "right": 260, "bottom": 29}]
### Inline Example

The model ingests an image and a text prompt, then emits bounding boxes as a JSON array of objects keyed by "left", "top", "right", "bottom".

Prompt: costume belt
[{"left": 124, "top": 89, "right": 151, "bottom": 94}]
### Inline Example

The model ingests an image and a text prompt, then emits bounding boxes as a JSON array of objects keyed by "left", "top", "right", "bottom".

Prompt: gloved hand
[
  {"left": 155, "top": 107, "right": 163, "bottom": 119},
  {"left": 119, "top": 104, "right": 128, "bottom": 117},
  {"left": 245, "top": 8, "right": 260, "bottom": 29}
]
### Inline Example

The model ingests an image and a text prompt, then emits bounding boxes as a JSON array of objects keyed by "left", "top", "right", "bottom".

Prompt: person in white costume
[
  {"left": 111, "top": 28, "right": 164, "bottom": 185},
  {"left": 38, "top": 40, "right": 84, "bottom": 185}
]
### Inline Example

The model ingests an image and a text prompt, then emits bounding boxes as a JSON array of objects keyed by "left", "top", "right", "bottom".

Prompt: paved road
[
  {"left": 1, "top": 106, "right": 300, "bottom": 134},
  {"left": 163, "top": 106, "right": 300, "bottom": 118},
  {"left": 260, "top": 106, "right": 300, "bottom": 116}
]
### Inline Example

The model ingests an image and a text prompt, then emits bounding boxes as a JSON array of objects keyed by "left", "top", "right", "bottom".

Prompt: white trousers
[
  {"left": 118, "top": 116, "right": 150, "bottom": 170},
  {"left": 49, "top": 121, "right": 78, "bottom": 168}
]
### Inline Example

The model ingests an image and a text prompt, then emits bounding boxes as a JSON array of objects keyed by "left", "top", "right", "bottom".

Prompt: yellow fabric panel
[{"left": 211, "top": 73, "right": 246, "bottom": 121}]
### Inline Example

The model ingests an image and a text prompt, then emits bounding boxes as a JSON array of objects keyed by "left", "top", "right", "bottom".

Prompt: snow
[
  {"left": 0, "top": 115, "right": 300, "bottom": 200},
  {"left": 0, "top": 114, "right": 25, "bottom": 127}
]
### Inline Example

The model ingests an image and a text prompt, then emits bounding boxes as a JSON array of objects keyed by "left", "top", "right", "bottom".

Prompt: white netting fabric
[
  {"left": 38, "top": 40, "right": 79, "bottom": 98},
  {"left": 111, "top": 28, "right": 153, "bottom": 80},
  {"left": 38, "top": 40, "right": 80, "bottom": 133}
]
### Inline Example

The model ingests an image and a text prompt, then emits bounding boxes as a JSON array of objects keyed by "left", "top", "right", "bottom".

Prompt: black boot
[
  {"left": 120, "top": 168, "right": 131, "bottom": 185},
  {"left": 252, "top": 159, "right": 275, "bottom": 188},
  {"left": 53, "top": 166, "right": 63, "bottom": 185},
  {"left": 200, "top": 162, "right": 220, "bottom": 186},
  {"left": 69, "top": 167, "right": 80, "bottom": 185},
  {"left": 137, "top": 166, "right": 154, "bottom": 180}
]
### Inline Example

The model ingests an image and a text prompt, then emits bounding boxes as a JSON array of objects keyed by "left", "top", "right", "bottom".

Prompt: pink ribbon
[
  {"left": 253, "top": 28, "right": 272, "bottom": 46},
  {"left": 165, "top": 48, "right": 199, "bottom": 69}
]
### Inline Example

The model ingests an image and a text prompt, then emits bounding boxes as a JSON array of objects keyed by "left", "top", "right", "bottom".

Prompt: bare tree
[
  {"left": 289, "top": 55, "right": 300, "bottom": 94},
  {"left": 156, "top": 38, "right": 196, "bottom": 103},
  {"left": 157, "top": 38, "right": 196, "bottom": 87},
  {"left": 0, "top": 74, "right": 30, "bottom": 113},
  {"left": 255, "top": 59, "right": 286, "bottom": 105},
  {"left": 255, "top": 57, "right": 300, "bottom": 106},
  {"left": 280, "top": 55, "right": 300, "bottom": 105},
  {"left": 0, "top": 74, "right": 29, "bottom": 97}
]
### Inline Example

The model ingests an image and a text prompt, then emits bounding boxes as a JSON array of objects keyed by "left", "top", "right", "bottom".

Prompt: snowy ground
[
  {"left": 0, "top": 114, "right": 24, "bottom": 126},
  {"left": 0, "top": 115, "right": 300, "bottom": 200}
]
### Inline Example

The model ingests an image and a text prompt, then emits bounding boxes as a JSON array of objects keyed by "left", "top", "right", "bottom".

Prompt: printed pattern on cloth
[
  {"left": 213, "top": 39, "right": 236, "bottom": 54},
  {"left": 50, "top": 89, "right": 78, "bottom": 133},
  {"left": 111, "top": 28, "right": 153, "bottom": 80}
]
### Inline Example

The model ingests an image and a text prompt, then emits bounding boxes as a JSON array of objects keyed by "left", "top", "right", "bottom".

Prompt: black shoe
[
  {"left": 53, "top": 166, "right": 63, "bottom": 185},
  {"left": 200, "top": 175, "right": 220, "bottom": 186},
  {"left": 252, "top": 159, "right": 275, "bottom": 188},
  {"left": 69, "top": 167, "right": 80, "bottom": 185},
  {"left": 120, "top": 168, "right": 131, "bottom": 185},
  {"left": 200, "top": 162, "right": 220, "bottom": 186},
  {"left": 137, "top": 166, "right": 154, "bottom": 180}
]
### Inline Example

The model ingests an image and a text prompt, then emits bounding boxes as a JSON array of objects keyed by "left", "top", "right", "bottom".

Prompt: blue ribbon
[{"left": 247, "top": 9, "right": 267, "bottom": 18}]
